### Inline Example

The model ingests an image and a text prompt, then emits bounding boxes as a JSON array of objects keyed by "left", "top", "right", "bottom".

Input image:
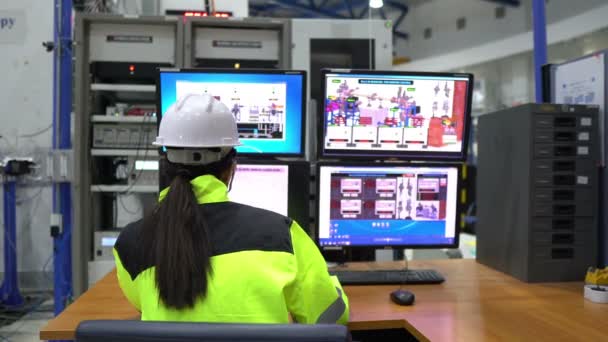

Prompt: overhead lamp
[{"left": 369, "top": 0, "right": 384, "bottom": 9}]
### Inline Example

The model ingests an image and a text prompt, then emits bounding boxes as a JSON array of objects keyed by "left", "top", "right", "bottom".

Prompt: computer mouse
[{"left": 390, "top": 289, "right": 415, "bottom": 306}]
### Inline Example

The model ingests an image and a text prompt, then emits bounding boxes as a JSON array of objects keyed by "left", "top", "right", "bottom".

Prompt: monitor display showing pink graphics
[
  {"left": 321, "top": 70, "right": 473, "bottom": 160},
  {"left": 230, "top": 164, "right": 289, "bottom": 215},
  {"left": 317, "top": 164, "right": 459, "bottom": 248}
]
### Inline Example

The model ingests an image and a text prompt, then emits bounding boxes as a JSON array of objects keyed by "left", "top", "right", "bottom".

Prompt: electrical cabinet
[
  {"left": 477, "top": 103, "right": 600, "bottom": 282},
  {"left": 73, "top": 14, "right": 182, "bottom": 296}
]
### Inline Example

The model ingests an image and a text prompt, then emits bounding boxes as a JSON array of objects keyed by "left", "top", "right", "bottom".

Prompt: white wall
[
  {"left": 161, "top": 0, "right": 249, "bottom": 17},
  {"left": 0, "top": 0, "right": 54, "bottom": 279},
  {"left": 396, "top": 1, "right": 608, "bottom": 71},
  {"left": 449, "top": 26, "right": 608, "bottom": 116},
  {"left": 396, "top": 0, "right": 607, "bottom": 62},
  {"left": 399, "top": 0, "right": 527, "bottom": 60}
]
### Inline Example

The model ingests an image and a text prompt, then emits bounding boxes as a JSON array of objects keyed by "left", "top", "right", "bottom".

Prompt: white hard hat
[{"left": 154, "top": 94, "right": 241, "bottom": 165}]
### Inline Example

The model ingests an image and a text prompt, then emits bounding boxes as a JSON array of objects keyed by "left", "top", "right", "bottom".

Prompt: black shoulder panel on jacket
[
  {"left": 203, "top": 202, "right": 293, "bottom": 256},
  {"left": 114, "top": 202, "right": 294, "bottom": 280},
  {"left": 114, "top": 218, "right": 147, "bottom": 281}
]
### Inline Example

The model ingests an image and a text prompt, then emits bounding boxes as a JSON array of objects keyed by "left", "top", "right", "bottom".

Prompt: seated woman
[{"left": 113, "top": 94, "right": 348, "bottom": 325}]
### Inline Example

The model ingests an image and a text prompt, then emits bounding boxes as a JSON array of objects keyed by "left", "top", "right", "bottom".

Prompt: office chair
[{"left": 75, "top": 320, "right": 350, "bottom": 342}]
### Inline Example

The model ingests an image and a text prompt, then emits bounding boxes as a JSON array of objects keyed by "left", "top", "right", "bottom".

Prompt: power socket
[{"left": 50, "top": 213, "right": 63, "bottom": 237}]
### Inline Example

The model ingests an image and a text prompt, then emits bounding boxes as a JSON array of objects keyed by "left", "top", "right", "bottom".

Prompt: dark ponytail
[{"left": 143, "top": 149, "right": 236, "bottom": 309}]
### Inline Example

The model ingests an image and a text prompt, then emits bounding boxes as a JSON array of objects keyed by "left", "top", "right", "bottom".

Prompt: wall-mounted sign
[
  {"left": 212, "top": 40, "right": 262, "bottom": 49},
  {"left": 107, "top": 35, "right": 153, "bottom": 43},
  {"left": 0, "top": 10, "right": 26, "bottom": 44}
]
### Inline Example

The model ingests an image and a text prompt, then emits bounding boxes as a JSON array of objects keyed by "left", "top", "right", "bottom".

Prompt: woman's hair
[{"left": 142, "top": 148, "right": 236, "bottom": 309}]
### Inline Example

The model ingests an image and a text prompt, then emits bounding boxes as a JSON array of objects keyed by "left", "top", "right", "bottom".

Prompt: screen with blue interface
[
  {"left": 318, "top": 164, "right": 459, "bottom": 247},
  {"left": 158, "top": 70, "right": 305, "bottom": 155}
]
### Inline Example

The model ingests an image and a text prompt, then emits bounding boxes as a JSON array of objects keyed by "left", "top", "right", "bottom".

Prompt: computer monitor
[
  {"left": 231, "top": 160, "right": 310, "bottom": 227},
  {"left": 159, "top": 159, "right": 310, "bottom": 227},
  {"left": 316, "top": 163, "right": 460, "bottom": 249},
  {"left": 230, "top": 163, "right": 289, "bottom": 216},
  {"left": 157, "top": 69, "right": 306, "bottom": 157},
  {"left": 320, "top": 69, "right": 473, "bottom": 161}
]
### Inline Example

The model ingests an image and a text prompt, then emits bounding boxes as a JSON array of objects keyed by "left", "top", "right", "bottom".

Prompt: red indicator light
[{"left": 177, "top": 11, "right": 230, "bottom": 18}]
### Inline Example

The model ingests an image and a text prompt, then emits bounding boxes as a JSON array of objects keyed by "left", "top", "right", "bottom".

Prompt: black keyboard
[{"left": 329, "top": 269, "right": 445, "bottom": 285}]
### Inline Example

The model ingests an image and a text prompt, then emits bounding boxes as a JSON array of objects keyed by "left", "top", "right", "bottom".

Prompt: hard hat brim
[{"left": 152, "top": 141, "right": 242, "bottom": 148}]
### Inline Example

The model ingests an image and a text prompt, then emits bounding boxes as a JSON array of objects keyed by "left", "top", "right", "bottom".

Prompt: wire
[
  {"left": 125, "top": 115, "right": 148, "bottom": 178},
  {"left": 16, "top": 186, "right": 45, "bottom": 205},
  {"left": 41, "top": 253, "right": 54, "bottom": 284},
  {"left": 119, "top": 115, "right": 153, "bottom": 195},
  {"left": 0, "top": 187, "right": 47, "bottom": 288},
  {"left": 102, "top": 0, "right": 110, "bottom": 13},
  {"left": 0, "top": 294, "right": 51, "bottom": 340},
  {"left": 113, "top": 192, "right": 118, "bottom": 228},
  {"left": 0, "top": 136, "right": 17, "bottom": 153},
  {"left": 91, "top": 115, "right": 153, "bottom": 197},
  {"left": 55, "top": 229, "right": 74, "bottom": 306},
  {"left": 0, "top": 185, "right": 53, "bottom": 315},
  {"left": 18, "top": 124, "right": 53, "bottom": 139},
  {"left": 17, "top": 190, "right": 46, "bottom": 263}
]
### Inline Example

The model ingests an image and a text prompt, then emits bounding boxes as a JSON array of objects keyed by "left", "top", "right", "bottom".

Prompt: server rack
[
  {"left": 183, "top": 17, "right": 291, "bottom": 69},
  {"left": 73, "top": 14, "right": 183, "bottom": 295},
  {"left": 477, "top": 103, "right": 600, "bottom": 282}
]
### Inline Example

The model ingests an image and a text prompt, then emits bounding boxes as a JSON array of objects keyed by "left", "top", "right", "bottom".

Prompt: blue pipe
[
  {"left": 59, "top": 1, "right": 72, "bottom": 153},
  {"left": 52, "top": 0, "right": 73, "bottom": 316},
  {"left": 52, "top": 0, "right": 58, "bottom": 215},
  {"left": 532, "top": 0, "right": 547, "bottom": 103},
  {"left": 52, "top": 0, "right": 60, "bottom": 315},
  {"left": 0, "top": 180, "right": 24, "bottom": 307}
]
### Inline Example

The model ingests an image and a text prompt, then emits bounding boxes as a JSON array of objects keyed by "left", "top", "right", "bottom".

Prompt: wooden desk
[{"left": 40, "top": 259, "right": 608, "bottom": 341}]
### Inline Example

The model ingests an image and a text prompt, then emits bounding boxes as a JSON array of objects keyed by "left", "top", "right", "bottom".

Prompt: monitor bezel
[
  {"left": 315, "top": 160, "right": 462, "bottom": 250},
  {"left": 158, "top": 157, "right": 311, "bottom": 230},
  {"left": 156, "top": 68, "right": 308, "bottom": 158},
  {"left": 234, "top": 158, "right": 311, "bottom": 229},
  {"left": 318, "top": 68, "right": 474, "bottom": 161}
]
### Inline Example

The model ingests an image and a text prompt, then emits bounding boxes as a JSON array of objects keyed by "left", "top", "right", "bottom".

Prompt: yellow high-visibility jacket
[{"left": 113, "top": 174, "right": 349, "bottom": 324}]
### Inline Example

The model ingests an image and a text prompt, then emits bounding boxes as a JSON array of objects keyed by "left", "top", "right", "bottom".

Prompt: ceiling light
[{"left": 369, "top": 0, "right": 384, "bottom": 9}]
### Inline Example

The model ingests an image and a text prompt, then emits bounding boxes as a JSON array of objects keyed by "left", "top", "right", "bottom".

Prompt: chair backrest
[{"left": 75, "top": 320, "right": 349, "bottom": 342}]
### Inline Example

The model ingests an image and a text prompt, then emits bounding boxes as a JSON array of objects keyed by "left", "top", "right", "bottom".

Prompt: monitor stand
[
  {"left": 384, "top": 253, "right": 446, "bottom": 285},
  {"left": 322, "top": 248, "right": 376, "bottom": 264}
]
